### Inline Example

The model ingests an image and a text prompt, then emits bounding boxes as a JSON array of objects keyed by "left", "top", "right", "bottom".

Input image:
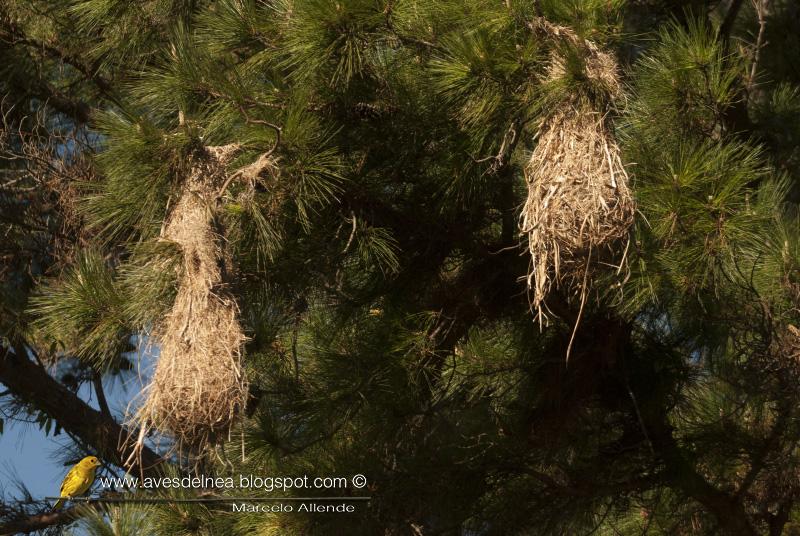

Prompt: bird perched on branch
[{"left": 52, "top": 456, "right": 101, "bottom": 510}]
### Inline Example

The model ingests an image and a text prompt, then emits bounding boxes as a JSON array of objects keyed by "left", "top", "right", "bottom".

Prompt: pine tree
[{"left": 2, "top": 0, "right": 800, "bottom": 535}]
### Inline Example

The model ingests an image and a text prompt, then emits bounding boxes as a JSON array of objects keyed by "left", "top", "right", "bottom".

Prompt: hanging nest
[
  {"left": 520, "top": 20, "right": 634, "bottom": 326},
  {"left": 133, "top": 144, "right": 274, "bottom": 451}
]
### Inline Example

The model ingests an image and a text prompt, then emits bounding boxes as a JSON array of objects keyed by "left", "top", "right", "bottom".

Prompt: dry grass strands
[
  {"left": 782, "top": 324, "right": 800, "bottom": 362},
  {"left": 133, "top": 144, "right": 274, "bottom": 454},
  {"left": 520, "top": 21, "right": 634, "bottom": 339}
]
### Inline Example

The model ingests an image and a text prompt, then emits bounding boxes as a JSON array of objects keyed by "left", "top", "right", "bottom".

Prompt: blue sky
[{"left": 0, "top": 349, "right": 155, "bottom": 519}]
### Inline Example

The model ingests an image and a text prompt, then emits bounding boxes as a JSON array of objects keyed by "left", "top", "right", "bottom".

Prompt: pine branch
[
  {"left": 719, "top": 0, "right": 745, "bottom": 44},
  {"left": 0, "top": 503, "right": 99, "bottom": 535},
  {"left": 0, "top": 14, "right": 120, "bottom": 116},
  {"left": 645, "top": 401, "right": 759, "bottom": 535},
  {"left": 734, "top": 390, "right": 792, "bottom": 500},
  {"left": 0, "top": 343, "right": 163, "bottom": 477},
  {"left": 2, "top": 62, "right": 93, "bottom": 124},
  {"left": 93, "top": 372, "right": 112, "bottom": 420},
  {"left": 767, "top": 500, "right": 792, "bottom": 536},
  {"left": 0, "top": 18, "right": 115, "bottom": 97}
]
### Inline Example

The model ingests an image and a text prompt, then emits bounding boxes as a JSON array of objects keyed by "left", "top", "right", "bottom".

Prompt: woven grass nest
[
  {"left": 133, "top": 144, "right": 274, "bottom": 452},
  {"left": 520, "top": 20, "right": 633, "bottom": 327}
]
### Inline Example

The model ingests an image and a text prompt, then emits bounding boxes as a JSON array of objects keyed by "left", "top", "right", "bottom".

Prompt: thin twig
[
  {"left": 747, "top": 0, "right": 768, "bottom": 99},
  {"left": 217, "top": 170, "right": 242, "bottom": 198},
  {"left": 291, "top": 318, "right": 300, "bottom": 382},
  {"left": 342, "top": 211, "right": 357, "bottom": 254},
  {"left": 237, "top": 104, "right": 282, "bottom": 157},
  {"left": 211, "top": 104, "right": 283, "bottom": 197},
  {"left": 565, "top": 246, "right": 592, "bottom": 364}
]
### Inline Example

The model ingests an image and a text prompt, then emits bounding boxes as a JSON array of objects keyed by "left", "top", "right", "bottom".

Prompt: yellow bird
[{"left": 52, "top": 456, "right": 101, "bottom": 510}]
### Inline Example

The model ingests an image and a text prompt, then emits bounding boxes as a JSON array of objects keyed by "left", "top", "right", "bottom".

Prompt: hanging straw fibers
[
  {"left": 134, "top": 144, "right": 266, "bottom": 449},
  {"left": 520, "top": 21, "right": 633, "bottom": 325}
]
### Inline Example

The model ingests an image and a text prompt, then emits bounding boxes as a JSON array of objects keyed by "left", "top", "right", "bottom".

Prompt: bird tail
[{"left": 52, "top": 498, "right": 64, "bottom": 511}]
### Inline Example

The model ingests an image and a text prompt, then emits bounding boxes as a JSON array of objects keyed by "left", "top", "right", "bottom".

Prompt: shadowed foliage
[{"left": 1, "top": 1, "right": 800, "bottom": 535}]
